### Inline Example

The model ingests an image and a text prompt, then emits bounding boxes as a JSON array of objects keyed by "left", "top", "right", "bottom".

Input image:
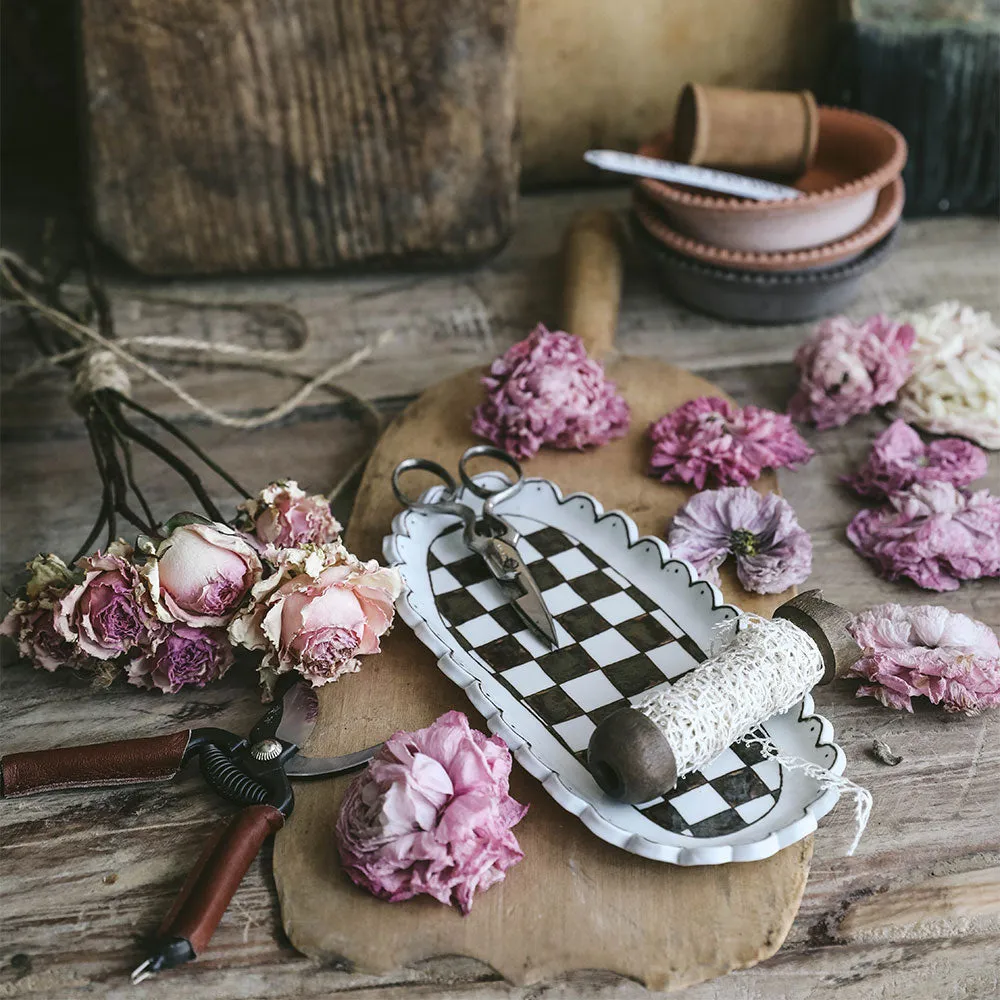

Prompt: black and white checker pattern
[{"left": 428, "top": 518, "right": 782, "bottom": 838}]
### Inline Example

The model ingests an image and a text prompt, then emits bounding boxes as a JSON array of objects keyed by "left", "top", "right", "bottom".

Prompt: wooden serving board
[{"left": 273, "top": 213, "right": 809, "bottom": 992}]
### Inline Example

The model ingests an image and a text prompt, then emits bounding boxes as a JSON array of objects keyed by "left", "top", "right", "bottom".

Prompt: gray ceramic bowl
[{"left": 632, "top": 221, "right": 899, "bottom": 325}]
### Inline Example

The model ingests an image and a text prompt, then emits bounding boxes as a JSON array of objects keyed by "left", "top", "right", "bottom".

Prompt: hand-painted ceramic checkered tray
[{"left": 385, "top": 473, "right": 845, "bottom": 866}]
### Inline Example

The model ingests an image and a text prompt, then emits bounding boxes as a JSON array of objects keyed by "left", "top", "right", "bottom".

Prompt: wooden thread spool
[{"left": 587, "top": 590, "right": 861, "bottom": 804}]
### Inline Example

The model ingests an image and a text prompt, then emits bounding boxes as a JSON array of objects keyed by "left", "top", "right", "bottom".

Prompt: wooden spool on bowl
[{"left": 588, "top": 590, "right": 863, "bottom": 804}]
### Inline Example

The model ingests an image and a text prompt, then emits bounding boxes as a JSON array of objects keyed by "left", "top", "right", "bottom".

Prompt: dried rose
[
  {"left": 143, "top": 519, "right": 263, "bottom": 627},
  {"left": 895, "top": 301, "right": 1000, "bottom": 450},
  {"left": 229, "top": 557, "right": 401, "bottom": 696},
  {"left": 1, "top": 602, "right": 92, "bottom": 673},
  {"left": 844, "top": 419, "right": 988, "bottom": 499},
  {"left": 667, "top": 487, "right": 812, "bottom": 594},
  {"left": 127, "top": 624, "right": 234, "bottom": 694},
  {"left": 648, "top": 396, "right": 813, "bottom": 489},
  {"left": 335, "top": 710, "right": 527, "bottom": 914},
  {"left": 847, "top": 482, "right": 1000, "bottom": 591},
  {"left": 471, "top": 324, "right": 630, "bottom": 460},
  {"left": 239, "top": 480, "right": 342, "bottom": 550},
  {"left": 789, "top": 314, "right": 915, "bottom": 429},
  {"left": 54, "top": 540, "right": 158, "bottom": 660},
  {"left": 849, "top": 603, "right": 1000, "bottom": 714}
]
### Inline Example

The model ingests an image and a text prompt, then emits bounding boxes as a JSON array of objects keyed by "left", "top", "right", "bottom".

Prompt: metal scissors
[{"left": 392, "top": 444, "right": 558, "bottom": 647}]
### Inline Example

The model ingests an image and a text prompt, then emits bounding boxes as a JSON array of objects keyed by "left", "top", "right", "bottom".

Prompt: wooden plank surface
[
  {"left": 79, "top": 0, "right": 519, "bottom": 273},
  {"left": 1, "top": 189, "right": 998, "bottom": 999}
]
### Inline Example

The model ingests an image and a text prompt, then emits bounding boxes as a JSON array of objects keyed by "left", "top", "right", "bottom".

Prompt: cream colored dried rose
[{"left": 895, "top": 301, "right": 1000, "bottom": 450}]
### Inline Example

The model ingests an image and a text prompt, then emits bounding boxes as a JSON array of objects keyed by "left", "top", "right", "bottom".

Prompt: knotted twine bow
[{"left": 0, "top": 248, "right": 391, "bottom": 501}]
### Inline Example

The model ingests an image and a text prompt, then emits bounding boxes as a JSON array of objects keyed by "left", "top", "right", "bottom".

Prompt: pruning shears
[{"left": 0, "top": 677, "right": 378, "bottom": 983}]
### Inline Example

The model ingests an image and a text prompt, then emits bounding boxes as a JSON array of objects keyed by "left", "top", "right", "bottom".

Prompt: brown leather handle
[
  {"left": 157, "top": 804, "right": 285, "bottom": 957},
  {"left": 562, "top": 209, "right": 624, "bottom": 361},
  {"left": 0, "top": 730, "right": 192, "bottom": 798}
]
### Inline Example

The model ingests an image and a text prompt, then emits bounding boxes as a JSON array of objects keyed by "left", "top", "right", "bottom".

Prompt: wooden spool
[{"left": 587, "top": 590, "right": 862, "bottom": 804}]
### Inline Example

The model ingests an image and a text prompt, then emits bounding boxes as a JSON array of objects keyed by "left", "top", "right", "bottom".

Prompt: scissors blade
[{"left": 487, "top": 538, "right": 558, "bottom": 647}]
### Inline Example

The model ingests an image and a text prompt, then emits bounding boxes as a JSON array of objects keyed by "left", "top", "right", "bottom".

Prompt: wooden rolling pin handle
[
  {"left": 562, "top": 209, "right": 624, "bottom": 361},
  {"left": 587, "top": 591, "right": 862, "bottom": 803}
]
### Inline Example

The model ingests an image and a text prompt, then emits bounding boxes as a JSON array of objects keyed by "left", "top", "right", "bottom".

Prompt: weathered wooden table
[{"left": 2, "top": 190, "right": 998, "bottom": 999}]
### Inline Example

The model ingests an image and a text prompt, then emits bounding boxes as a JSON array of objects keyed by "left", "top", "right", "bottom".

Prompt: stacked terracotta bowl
[{"left": 632, "top": 84, "right": 908, "bottom": 323}]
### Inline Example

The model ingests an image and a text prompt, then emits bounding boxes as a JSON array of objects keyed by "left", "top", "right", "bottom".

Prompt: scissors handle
[
  {"left": 391, "top": 458, "right": 482, "bottom": 549},
  {"left": 458, "top": 445, "right": 523, "bottom": 512}
]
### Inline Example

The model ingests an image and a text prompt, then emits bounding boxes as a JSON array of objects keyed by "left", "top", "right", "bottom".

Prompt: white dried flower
[{"left": 895, "top": 301, "right": 1000, "bottom": 450}]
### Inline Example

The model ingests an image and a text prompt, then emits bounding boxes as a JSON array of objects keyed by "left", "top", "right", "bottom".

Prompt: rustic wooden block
[
  {"left": 79, "top": 0, "right": 519, "bottom": 274},
  {"left": 825, "top": 0, "right": 999, "bottom": 216}
]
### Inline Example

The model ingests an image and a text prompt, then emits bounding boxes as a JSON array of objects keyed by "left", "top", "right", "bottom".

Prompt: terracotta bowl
[
  {"left": 633, "top": 176, "right": 904, "bottom": 272},
  {"left": 636, "top": 107, "right": 907, "bottom": 253}
]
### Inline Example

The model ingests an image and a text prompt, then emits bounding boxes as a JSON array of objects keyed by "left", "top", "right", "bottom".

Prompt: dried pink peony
[
  {"left": 127, "top": 624, "right": 234, "bottom": 694},
  {"left": 667, "top": 487, "right": 812, "bottom": 594},
  {"left": 143, "top": 520, "right": 263, "bottom": 627},
  {"left": 648, "top": 396, "right": 814, "bottom": 489},
  {"left": 847, "top": 482, "right": 1000, "bottom": 591},
  {"left": 335, "top": 710, "right": 527, "bottom": 914},
  {"left": 229, "top": 554, "right": 401, "bottom": 696},
  {"left": 55, "top": 541, "right": 158, "bottom": 660},
  {"left": 239, "top": 480, "right": 342, "bottom": 550},
  {"left": 845, "top": 419, "right": 988, "bottom": 499},
  {"left": 471, "top": 324, "right": 630, "bottom": 460},
  {"left": 788, "top": 314, "right": 915, "bottom": 429},
  {"left": 848, "top": 603, "right": 1000, "bottom": 714}
]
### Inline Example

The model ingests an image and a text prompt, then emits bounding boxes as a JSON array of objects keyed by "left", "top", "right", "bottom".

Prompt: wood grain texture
[
  {"left": 1, "top": 190, "right": 998, "bottom": 998},
  {"left": 79, "top": 0, "right": 519, "bottom": 274},
  {"left": 274, "top": 359, "right": 803, "bottom": 992}
]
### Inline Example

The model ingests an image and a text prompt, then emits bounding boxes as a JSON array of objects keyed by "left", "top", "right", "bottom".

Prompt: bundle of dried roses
[{"left": 1, "top": 254, "right": 400, "bottom": 698}]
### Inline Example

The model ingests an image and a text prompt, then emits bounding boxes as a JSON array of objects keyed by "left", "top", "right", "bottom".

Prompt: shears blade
[
  {"left": 487, "top": 538, "right": 558, "bottom": 648},
  {"left": 284, "top": 743, "right": 381, "bottom": 779}
]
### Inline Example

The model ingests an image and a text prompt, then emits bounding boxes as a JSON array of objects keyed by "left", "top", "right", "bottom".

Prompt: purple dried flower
[
  {"left": 844, "top": 419, "right": 988, "bottom": 499},
  {"left": 847, "top": 482, "right": 1000, "bottom": 591},
  {"left": 849, "top": 603, "right": 1000, "bottom": 714},
  {"left": 471, "top": 325, "right": 630, "bottom": 460},
  {"left": 667, "top": 487, "right": 812, "bottom": 594},
  {"left": 127, "top": 624, "right": 234, "bottom": 694},
  {"left": 648, "top": 396, "right": 814, "bottom": 489},
  {"left": 789, "top": 314, "right": 915, "bottom": 429}
]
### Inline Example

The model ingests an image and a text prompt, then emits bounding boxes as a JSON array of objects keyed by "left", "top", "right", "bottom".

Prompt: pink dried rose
[
  {"left": 1, "top": 554, "right": 93, "bottom": 672},
  {"left": 239, "top": 480, "right": 342, "bottom": 550},
  {"left": 55, "top": 540, "right": 158, "bottom": 660},
  {"left": 788, "top": 314, "right": 915, "bottom": 429},
  {"left": 667, "top": 487, "right": 812, "bottom": 594},
  {"left": 143, "top": 519, "right": 263, "bottom": 627},
  {"left": 471, "top": 324, "right": 630, "bottom": 460},
  {"left": 127, "top": 624, "right": 234, "bottom": 694},
  {"left": 229, "top": 555, "right": 402, "bottom": 695},
  {"left": 845, "top": 419, "right": 988, "bottom": 499},
  {"left": 335, "top": 710, "right": 527, "bottom": 914},
  {"left": 848, "top": 603, "right": 1000, "bottom": 714},
  {"left": 847, "top": 482, "right": 1000, "bottom": 591},
  {"left": 648, "top": 396, "right": 814, "bottom": 489}
]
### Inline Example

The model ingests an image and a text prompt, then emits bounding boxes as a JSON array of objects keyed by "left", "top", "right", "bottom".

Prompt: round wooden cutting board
[{"left": 273, "top": 212, "right": 810, "bottom": 992}]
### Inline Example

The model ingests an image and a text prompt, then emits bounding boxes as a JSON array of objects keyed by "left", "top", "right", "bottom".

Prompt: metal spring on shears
[{"left": 198, "top": 744, "right": 268, "bottom": 806}]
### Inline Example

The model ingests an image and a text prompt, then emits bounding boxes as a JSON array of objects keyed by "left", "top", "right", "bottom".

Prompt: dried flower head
[
  {"left": 335, "top": 711, "right": 527, "bottom": 914},
  {"left": 847, "top": 482, "right": 1000, "bottom": 591},
  {"left": 667, "top": 487, "right": 812, "bottom": 594},
  {"left": 789, "top": 314, "right": 915, "bottom": 429},
  {"left": 895, "top": 301, "right": 1000, "bottom": 450},
  {"left": 844, "top": 419, "right": 988, "bottom": 499},
  {"left": 648, "top": 396, "right": 813, "bottom": 489},
  {"left": 127, "top": 624, "right": 234, "bottom": 694},
  {"left": 849, "top": 603, "right": 1000, "bottom": 714},
  {"left": 471, "top": 325, "right": 630, "bottom": 460},
  {"left": 239, "top": 480, "right": 342, "bottom": 550}
]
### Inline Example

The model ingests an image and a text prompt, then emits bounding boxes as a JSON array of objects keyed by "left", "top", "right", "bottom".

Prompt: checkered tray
[{"left": 385, "top": 473, "right": 845, "bottom": 865}]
